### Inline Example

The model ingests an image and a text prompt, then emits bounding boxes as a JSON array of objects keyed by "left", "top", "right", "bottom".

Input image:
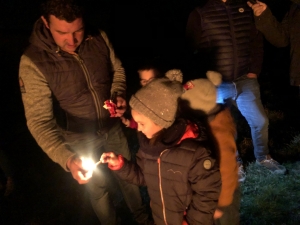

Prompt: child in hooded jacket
[
  {"left": 100, "top": 76, "right": 221, "bottom": 225},
  {"left": 180, "top": 72, "right": 239, "bottom": 225}
]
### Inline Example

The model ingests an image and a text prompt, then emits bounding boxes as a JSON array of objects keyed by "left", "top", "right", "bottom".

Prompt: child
[
  {"left": 100, "top": 76, "right": 221, "bottom": 225},
  {"left": 121, "top": 59, "right": 183, "bottom": 128},
  {"left": 179, "top": 71, "right": 239, "bottom": 224}
]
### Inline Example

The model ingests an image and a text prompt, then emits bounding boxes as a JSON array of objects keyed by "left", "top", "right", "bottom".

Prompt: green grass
[
  {"left": 236, "top": 84, "right": 300, "bottom": 224},
  {"left": 240, "top": 162, "right": 300, "bottom": 225}
]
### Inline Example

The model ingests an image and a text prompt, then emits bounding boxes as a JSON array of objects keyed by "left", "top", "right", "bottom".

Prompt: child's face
[
  {"left": 131, "top": 109, "right": 163, "bottom": 139},
  {"left": 138, "top": 69, "right": 155, "bottom": 86}
]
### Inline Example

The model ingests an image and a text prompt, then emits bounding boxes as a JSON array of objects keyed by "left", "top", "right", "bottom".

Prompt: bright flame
[{"left": 81, "top": 157, "right": 96, "bottom": 171}]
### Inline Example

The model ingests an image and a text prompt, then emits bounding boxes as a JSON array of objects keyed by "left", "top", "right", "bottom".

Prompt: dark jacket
[
  {"left": 19, "top": 19, "right": 126, "bottom": 170},
  {"left": 114, "top": 119, "right": 221, "bottom": 225},
  {"left": 186, "top": 0, "right": 264, "bottom": 81},
  {"left": 255, "top": 3, "right": 300, "bottom": 86}
]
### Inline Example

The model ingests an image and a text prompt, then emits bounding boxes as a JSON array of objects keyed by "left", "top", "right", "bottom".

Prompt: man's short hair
[{"left": 41, "top": 0, "right": 85, "bottom": 23}]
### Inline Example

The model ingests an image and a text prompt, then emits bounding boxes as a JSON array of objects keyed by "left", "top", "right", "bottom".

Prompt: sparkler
[{"left": 80, "top": 157, "right": 102, "bottom": 171}]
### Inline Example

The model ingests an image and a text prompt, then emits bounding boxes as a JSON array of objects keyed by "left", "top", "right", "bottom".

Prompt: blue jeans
[
  {"left": 65, "top": 122, "right": 148, "bottom": 225},
  {"left": 216, "top": 75, "right": 269, "bottom": 161}
]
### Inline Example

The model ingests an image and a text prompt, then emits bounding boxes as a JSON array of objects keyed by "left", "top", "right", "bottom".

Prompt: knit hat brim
[{"left": 129, "top": 94, "right": 174, "bottom": 128}]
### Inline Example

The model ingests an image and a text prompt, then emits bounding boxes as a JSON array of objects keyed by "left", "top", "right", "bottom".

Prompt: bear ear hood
[
  {"left": 206, "top": 71, "right": 222, "bottom": 87},
  {"left": 181, "top": 70, "right": 221, "bottom": 115}
]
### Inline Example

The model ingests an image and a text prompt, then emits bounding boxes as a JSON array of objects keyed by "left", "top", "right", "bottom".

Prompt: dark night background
[{"left": 0, "top": 0, "right": 295, "bottom": 224}]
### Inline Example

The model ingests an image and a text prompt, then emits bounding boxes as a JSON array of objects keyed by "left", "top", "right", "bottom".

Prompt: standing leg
[
  {"left": 234, "top": 77, "right": 269, "bottom": 161},
  {"left": 104, "top": 122, "right": 149, "bottom": 224},
  {"left": 66, "top": 133, "right": 119, "bottom": 225},
  {"left": 86, "top": 165, "right": 117, "bottom": 225}
]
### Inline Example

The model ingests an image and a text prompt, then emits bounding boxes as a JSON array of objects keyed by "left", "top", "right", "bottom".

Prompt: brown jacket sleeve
[
  {"left": 255, "top": 7, "right": 289, "bottom": 48},
  {"left": 209, "top": 108, "right": 238, "bottom": 207}
]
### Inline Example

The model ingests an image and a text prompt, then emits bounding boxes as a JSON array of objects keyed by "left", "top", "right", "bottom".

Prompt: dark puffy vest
[
  {"left": 24, "top": 33, "right": 114, "bottom": 134},
  {"left": 196, "top": 0, "right": 254, "bottom": 81}
]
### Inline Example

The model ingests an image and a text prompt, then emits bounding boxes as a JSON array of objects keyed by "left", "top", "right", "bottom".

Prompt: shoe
[
  {"left": 256, "top": 155, "right": 286, "bottom": 174},
  {"left": 238, "top": 164, "right": 246, "bottom": 182}
]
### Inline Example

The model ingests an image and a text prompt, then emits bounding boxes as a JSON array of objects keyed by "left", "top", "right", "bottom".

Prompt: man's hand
[
  {"left": 247, "top": 1, "right": 267, "bottom": 17},
  {"left": 115, "top": 96, "right": 127, "bottom": 117},
  {"left": 66, "top": 155, "right": 92, "bottom": 184},
  {"left": 247, "top": 73, "right": 258, "bottom": 79},
  {"left": 100, "top": 152, "right": 124, "bottom": 170}
]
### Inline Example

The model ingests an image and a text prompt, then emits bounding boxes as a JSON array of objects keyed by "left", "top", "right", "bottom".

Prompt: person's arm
[
  {"left": 101, "top": 150, "right": 146, "bottom": 186},
  {"left": 186, "top": 146, "right": 221, "bottom": 224},
  {"left": 209, "top": 108, "right": 238, "bottom": 217},
  {"left": 100, "top": 30, "right": 126, "bottom": 97},
  {"left": 249, "top": 1, "right": 289, "bottom": 48},
  {"left": 19, "top": 55, "right": 75, "bottom": 171},
  {"left": 100, "top": 30, "right": 127, "bottom": 116}
]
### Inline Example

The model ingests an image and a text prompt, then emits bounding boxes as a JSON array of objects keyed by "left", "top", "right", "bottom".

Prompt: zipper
[
  {"left": 158, "top": 149, "right": 169, "bottom": 225},
  {"left": 73, "top": 54, "right": 103, "bottom": 129}
]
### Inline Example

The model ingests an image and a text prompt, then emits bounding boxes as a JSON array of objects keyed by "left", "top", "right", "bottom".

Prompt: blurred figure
[
  {"left": 18, "top": 0, "right": 150, "bottom": 224},
  {"left": 248, "top": 0, "right": 300, "bottom": 88},
  {"left": 180, "top": 71, "right": 239, "bottom": 224}
]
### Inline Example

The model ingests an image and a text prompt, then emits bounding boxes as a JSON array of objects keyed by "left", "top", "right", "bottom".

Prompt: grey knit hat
[
  {"left": 181, "top": 71, "right": 222, "bottom": 114},
  {"left": 129, "top": 77, "right": 183, "bottom": 128}
]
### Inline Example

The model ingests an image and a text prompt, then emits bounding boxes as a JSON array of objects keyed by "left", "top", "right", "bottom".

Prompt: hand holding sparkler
[
  {"left": 66, "top": 155, "right": 92, "bottom": 184},
  {"left": 67, "top": 155, "right": 102, "bottom": 184},
  {"left": 100, "top": 152, "right": 124, "bottom": 170}
]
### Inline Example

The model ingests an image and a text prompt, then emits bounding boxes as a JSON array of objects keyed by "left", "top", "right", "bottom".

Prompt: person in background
[
  {"left": 100, "top": 76, "right": 221, "bottom": 225},
  {"left": 248, "top": 0, "right": 300, "bottom": 88},
  {"left": 186, "top": 0, "right": 286, "bottom": 182},
  {"left": 121, "top": 64, "right": 182, "bottom": 128},
  {"left": 18, "top": 0, "right": 150, "bottom": 224}
]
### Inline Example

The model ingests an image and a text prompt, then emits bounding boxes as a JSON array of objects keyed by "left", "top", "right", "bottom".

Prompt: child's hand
[
  {"left": 214, "top": 208, "right": 224, "bottom": 219},
  {"left": 120, "top": 116, "right": 130, "bottom": 127},
  {"left": 100, "top": 152, "right": 124, "bottom": 170}
]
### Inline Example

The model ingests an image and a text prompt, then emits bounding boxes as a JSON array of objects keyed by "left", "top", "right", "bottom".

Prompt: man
[
  {"left": 186, "top": 0, "right": 286, "bottom": 224},
  {"left": 19, "top": 0, "right": 150, "bottom": 224},
  {"left": 248, "top": 0, "right": 300, "bottom": 87}
]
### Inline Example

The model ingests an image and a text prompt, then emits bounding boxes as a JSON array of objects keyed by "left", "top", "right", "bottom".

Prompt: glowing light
[{"left": 81, "top": 157, "right": 96, "bottom": 171}]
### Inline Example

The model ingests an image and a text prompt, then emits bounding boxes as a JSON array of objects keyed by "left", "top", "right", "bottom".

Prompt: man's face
[
  {"left": 41, "top": 15, "right": 84, "bottom": 53},
  {"left": 138, "top": 69, "right": 156, "bottom": 86}
]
